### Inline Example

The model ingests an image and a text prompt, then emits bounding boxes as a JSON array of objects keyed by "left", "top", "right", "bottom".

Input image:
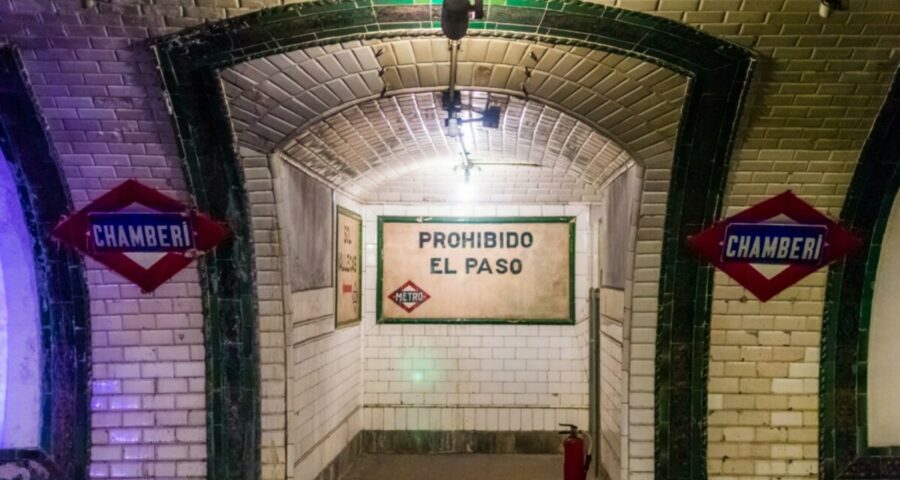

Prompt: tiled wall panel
[
  {"left": 0, "top": 2, "right": 897, "bottom": 480},
  {"left": 289, "top": 288, "right": 362, "bottom": 480},
  {"left": 599, "top": 288, "right": 624, "bottom": 480},
  {"left": 274, "top": 159, "right": 364, "bottom": 480},
  {"left": 241, "top": 148, "right": 288, "bottom": 480},
  {"left": 707, "top": 148, "right": 859, "bottom": 480},
  {"left": 360, "top": 203, "right": 594, "bottom": 432}
]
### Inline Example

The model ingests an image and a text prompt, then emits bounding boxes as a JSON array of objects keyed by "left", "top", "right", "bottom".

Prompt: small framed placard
[
  {"left": 377, "top": 216, "right": 575, "bottom": 324},
  {"left": 335, "top": 206, "right": 362, "bottom": 328}
]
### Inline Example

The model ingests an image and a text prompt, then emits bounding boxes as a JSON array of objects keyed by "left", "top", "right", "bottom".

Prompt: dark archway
[
  {"left": 152, "top": 3, "right": 755, "bottom": 479},
  {"left": 0, "top": 46, "right": 91, "bottom": 480},
  {"left": 820, "top": 68, "right": 900, "bottom": 480}
]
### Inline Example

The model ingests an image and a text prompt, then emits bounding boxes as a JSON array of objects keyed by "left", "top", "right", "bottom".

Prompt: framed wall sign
[
  {"left": 335, "top": 206, "right": 362, "bottom": 328},
  {"left": 285, "top": 166, "right": 333, "bottom": 292},
  {"left": 377, "top": 216, "right": 575, "bottom": 324}
]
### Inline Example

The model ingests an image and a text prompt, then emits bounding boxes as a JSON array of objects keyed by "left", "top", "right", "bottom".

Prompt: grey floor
[{"left": 342, "top": 454, "right": 562, "bottom": 480}]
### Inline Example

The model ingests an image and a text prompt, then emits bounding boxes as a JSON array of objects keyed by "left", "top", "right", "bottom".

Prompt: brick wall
[
  {"left": 597, "top": 165, "right": 643, "bottom": 480},
  {"left": 88, "top": 266, "right": 206, "bottom": 479},
  {"left": 15, "top": 17, "right": 211, "bottom": 480},
  {"left": 598, "top": 288, "right": 624, "bottom": 480},
  {"left": 241, "top": 148, "right": 289, "bottom": 479},
  {"left": 1, "top": 2, "right": 208, "bottom": 477},
  {"left": 706, "top": 148, "right": 859, "bottom": 480},
  {"left": 365, "top": 165, "right": 610, "bottom": 204},
  {"left": 624, "top": 164, "right": 668, "bottom": 480},
  {"left": 361, "top": 203, "right": 593, "bottom": 432},
  {"left": 1, "top": 1, "right": 898, "bottom": 480},
  {"left": 286, "top": 288, "right": 362, "bottom": 480},
  {"left": 272, "top": 157, "right": 364, "bottom": 480}
]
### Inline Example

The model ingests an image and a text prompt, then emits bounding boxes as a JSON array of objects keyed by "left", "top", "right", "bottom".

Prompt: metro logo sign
[
  {"left": 388, "top": 280, "right": 431, "bottom": 313},
  {"left": 52, "top": 180, "right": 230, "bottom": 293},
  {"left": 688, "top": 191, "right": 861, "bottom": 301}
]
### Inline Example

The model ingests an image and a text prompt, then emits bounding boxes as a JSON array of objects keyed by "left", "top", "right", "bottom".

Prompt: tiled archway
[
  {"left": 219, "top": 35, "right": 690, "bottom": 201},
  {"left": 0, "top": 46, "right": 90, "bottom": 480},
  {"left": 820, "top": 68, "right": 900, "bottom": 480},
  {"left": 152, "top": 3, "right": 755, "bottom": 479}
]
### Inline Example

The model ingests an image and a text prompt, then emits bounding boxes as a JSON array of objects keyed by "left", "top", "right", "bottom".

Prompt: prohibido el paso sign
[{"left": 377, "top": 216, "right": 574, "bottom": 324}]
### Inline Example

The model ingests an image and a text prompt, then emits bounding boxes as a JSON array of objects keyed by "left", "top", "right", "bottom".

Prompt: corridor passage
[{"left": 1, "top": 1, "right": 899, "bottom": 480}]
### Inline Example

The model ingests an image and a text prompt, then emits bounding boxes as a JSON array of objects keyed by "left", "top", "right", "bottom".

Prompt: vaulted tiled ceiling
[
  {"left": 221, "top": 36, "right": 690, "bottom": 200},
  {"left": 279, "top": 91, "right": 630, "bottom": 194}
]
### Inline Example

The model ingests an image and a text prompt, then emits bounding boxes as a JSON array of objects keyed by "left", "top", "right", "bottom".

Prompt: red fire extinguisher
[{"left": 559, "top": 423, "right": 592, "bottom": 480}]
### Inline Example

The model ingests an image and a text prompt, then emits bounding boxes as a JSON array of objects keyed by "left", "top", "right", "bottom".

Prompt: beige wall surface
[{"left": 380, "top": 220, "right": 572, "bottom": 321}]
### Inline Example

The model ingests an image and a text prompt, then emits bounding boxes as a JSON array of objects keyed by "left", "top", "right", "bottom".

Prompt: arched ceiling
[
  {"left": 279, "top": 91, "right": 630, "bottom": 195},
  {"left": 221, "top": 36, "right": 690, "bottom": 202}
]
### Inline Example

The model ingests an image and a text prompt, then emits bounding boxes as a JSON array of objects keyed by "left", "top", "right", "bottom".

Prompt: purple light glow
[{"left": 0, "top": 149, "right": 41, "bottom": 448}]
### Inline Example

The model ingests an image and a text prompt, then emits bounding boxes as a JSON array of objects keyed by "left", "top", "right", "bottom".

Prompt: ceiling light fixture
[
  {"left": 440, "top": 0, "right": 497, "bottom": 192},
  {"left": 454, "top": 147, "right": 480, "bottom": 184}
]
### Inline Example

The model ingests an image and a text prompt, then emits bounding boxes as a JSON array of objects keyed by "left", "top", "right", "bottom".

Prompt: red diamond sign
[
  {"left": 52, "top": 179, "right": 230, "bottom": 293},
  {"left": 388, "top": 280, "right": 431, "bottom": 313},
  {"left": 688, "top": 191, "right": 861, "bottom": 302}
]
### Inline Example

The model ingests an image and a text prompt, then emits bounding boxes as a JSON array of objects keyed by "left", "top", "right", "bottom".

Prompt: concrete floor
[{"left": 342, "top": 454, "right": 562, "bottom": 480}]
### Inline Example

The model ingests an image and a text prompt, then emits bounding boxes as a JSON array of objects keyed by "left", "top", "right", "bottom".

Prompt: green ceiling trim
[
  {"left": 820, "top": 67, "right": 900, "bottom": 480},
  {"left": 153, "top": 2, "right": 755, "bottom": 479}
]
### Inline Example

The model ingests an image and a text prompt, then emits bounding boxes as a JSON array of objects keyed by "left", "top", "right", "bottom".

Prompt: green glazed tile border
[
  {"left": 0, "top": 46, "right": 91, "bottom": 480},
  {"left": 154, "top": 55, "right": 261, "bottom": 480},
  {"left": 152, "top": 2, "right": 755, "bottom": 478},
  {"left": 820, "top": 67, "right": 900, "bottom": 480}
]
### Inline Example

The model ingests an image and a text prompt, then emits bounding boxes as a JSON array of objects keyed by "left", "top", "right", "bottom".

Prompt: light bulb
[
  {"left": 446, "top": 117, "right": 460, "bottom": 137},
  {"left": 457, "top": 179, "right": 475, "bottom": 202}
]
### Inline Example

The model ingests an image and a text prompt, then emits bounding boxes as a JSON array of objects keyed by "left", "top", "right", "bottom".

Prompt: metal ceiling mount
[
  {"left": 819, "top": 0, "right": 845, "bottom": 18},
  {"left": 440, "top": 0, "right": 497, "bottom": 184},
  {"left": 440, "top": 0, "right": 484, "bottom": 40}
]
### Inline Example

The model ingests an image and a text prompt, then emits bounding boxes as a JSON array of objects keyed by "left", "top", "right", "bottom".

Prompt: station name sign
[
  {"left": 89, "top": 212, "right": 194, "bottom": 252},
  {"left": 721, "top": 223, "right": 826, "bottom": 265},
  {"left": 689, "top": 191, "right": 861, "bottom": 301},
  {"left": 378, "top": 216, "right": 574, "bottom": 324},
  {"left": 53, "top": 180, "right": 230, "bottom": 292}
]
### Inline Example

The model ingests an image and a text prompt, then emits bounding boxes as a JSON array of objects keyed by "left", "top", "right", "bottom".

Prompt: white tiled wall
[
  {"left": 89, "top": 267, "right": 206, "bottom": 479},
  {"left": 272, "top": 160, "right": 365, "bottom": 480},
  {"left": 360, "top": 203, "right": 595, "bottom": 431},
  {"left": 289, "top": 288, "right": 362, "bottom": 480},
  {"left": 599, "top": 288, "right": 625, "bottom": 480},
  {"left": 241, "top": 148, "right": 297, "bottom": 479}
]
